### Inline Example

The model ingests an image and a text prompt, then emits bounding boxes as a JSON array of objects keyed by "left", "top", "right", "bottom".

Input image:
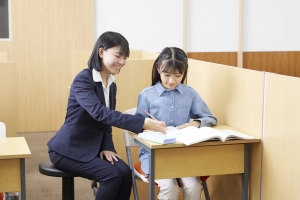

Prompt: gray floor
[{"left": 18, "top": 131, "right": 95, "bottom": 200}]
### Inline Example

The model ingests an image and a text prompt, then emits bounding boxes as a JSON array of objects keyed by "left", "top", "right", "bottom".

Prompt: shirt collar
[
  {"left": 154, "top": 82, "right": 184, "bottom": 96},
  {"left": 92, "top": 68, "right": 115, "bottom": 87}
]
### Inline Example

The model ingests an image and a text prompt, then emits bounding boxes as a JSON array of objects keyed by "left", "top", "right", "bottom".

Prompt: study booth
[{"left": 71, "top": 50, "right": 264, "bottom": 200}]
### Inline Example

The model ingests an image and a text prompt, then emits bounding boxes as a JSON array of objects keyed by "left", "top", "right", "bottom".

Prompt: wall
[
  {"left": 0, "top": 0, "right": 94, "bottom": 132},
  {"left": 0, "top": 60, "right": 17, "bottom": 137},
  {"left": 94, "top": 0, "right": 300, "bottom": 77}
]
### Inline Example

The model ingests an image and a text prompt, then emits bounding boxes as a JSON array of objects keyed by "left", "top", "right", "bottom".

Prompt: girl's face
[
  {"left": 99, "top": 46, "right": 127, "bottom": 75},
  {"left": 158, "top": 67, "right": 184, "bottom": 90}
]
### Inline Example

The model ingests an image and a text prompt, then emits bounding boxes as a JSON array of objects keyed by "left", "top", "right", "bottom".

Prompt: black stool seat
[
  {"left": 39, "top": 160, "right": 76, "bottom": 200},
  {"left": 39, "top": 160, "right": 74, "bottom": 177}
]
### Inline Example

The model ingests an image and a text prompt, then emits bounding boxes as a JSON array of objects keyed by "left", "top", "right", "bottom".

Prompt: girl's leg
[
  {"left": 179, "top": 177, "right": 202, "bottom": 200},
  {"left": 155, "top": 178, "right": 179, "bottom": 200},
  {"left": 49, "top": 151, "right": 132, "bottom": 200}
]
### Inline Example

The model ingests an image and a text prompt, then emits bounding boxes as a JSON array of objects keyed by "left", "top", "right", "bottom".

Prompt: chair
[
  {"left": 39, "top": 160, "right": 77, "bottom": 200},
  {"left": 123, "top": 108, "right": 211, "bottom": 200},
  {"left": 0, "top": 122, "right": 6, "bottom": 138}
]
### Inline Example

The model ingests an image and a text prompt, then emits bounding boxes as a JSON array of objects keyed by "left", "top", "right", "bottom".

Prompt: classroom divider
[{"left": 72, "top": 49, "right": 300, "bottom": 200}]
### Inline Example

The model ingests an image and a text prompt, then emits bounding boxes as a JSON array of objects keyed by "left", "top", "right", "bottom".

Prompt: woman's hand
[
  {"left": 100, "top": 150, "right": 121, "bottom": 164},
  {"left": 176, "top": 120, "right": 201, "bottom": 130},
  {"left": 143, "top": 118, "right": 167, "bottom": 133}
]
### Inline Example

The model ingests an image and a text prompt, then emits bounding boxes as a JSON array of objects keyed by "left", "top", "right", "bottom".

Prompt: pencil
[{"left": 143, "top": 110, "right": 158, "bottom": 121}]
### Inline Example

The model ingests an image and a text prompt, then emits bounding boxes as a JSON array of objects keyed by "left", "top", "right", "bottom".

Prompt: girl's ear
[{"left": 98, "top": 48, "right": 104, "bottom": 58}]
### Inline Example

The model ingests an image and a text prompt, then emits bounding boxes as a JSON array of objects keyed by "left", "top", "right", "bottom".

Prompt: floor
[{"left": 18, "top": 131, "right": 95, "bottom": 200}]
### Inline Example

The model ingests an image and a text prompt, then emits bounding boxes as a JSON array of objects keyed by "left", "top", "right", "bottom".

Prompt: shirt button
[
  {"left": 171, "top": 120, "right": 173, "bottom": 122},
  {"left": 171, "top": 106, "right": 173, "bottom": 108}
]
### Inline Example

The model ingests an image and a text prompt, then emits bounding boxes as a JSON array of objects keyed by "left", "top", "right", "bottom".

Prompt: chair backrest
[
  {"left": 123, "top": 108, "right": 139, "bottom": 147},
  {"left": 0, "top": 122, "right": 6, "bottom": 138}
]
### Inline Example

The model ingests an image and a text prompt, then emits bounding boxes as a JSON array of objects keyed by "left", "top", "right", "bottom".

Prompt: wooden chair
[{"left": 123, "top": 108, "right": 211, "bottom": 200}]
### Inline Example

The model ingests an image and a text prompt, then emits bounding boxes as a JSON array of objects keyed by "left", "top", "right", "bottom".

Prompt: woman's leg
[
  {"left": 155, "top": 178, "right": 179, "bottom": 200},
  {"left": 179, "top": 177, "right": 202, "bottom": 200},
  {"left": 49, "top": 151, "right": 132, "bottom": 200}
]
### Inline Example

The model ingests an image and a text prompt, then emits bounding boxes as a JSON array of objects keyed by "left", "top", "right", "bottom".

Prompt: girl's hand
[
  {"left": 176, "top": 120, "right": 201, "bottom": 130},
  {"left": 100, "top": 150, "right": 121, "bottom": 164}
]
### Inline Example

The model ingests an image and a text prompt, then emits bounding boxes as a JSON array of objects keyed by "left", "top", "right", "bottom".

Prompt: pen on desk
[{"left": 143, "top": 110, "right": 158, "bottom": 121}]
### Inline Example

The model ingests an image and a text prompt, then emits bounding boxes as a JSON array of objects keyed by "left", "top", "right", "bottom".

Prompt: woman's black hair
[
  {"left": 88, "top": 31, "right": 130, "bottom": 71},
  {"left": 151, "top": 47, "right": 188, "bottom": 86}
]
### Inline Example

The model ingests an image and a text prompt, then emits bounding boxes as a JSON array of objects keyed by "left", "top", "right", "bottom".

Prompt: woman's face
[
  {"left": 99, "top": 46, "right": 127, "bottom": 75},
  {"left": 159, "top": 68, "right": 184, "bottom": 90}
]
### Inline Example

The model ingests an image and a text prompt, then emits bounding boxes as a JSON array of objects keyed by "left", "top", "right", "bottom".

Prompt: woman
[{"left": 47, "top": 31, "right": 166, "bottom": 200}]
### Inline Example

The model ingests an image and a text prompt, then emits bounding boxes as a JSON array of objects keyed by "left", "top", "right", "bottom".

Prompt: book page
[
  {"left": 220, "top": 129, "right": 256, "bottom": 140},
  {"left": 166, "top": 126, "right": 222, "bottom": 145},
  {"left": 200, "top": 127, "right": 256, "bottom": 142},
  {"left": 165, "top": 126, "right": 256, "bottom": 145}
]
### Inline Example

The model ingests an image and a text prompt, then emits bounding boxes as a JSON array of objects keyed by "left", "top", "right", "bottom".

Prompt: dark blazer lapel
[
  {"left": 95, "top": 82, "right": 106, "bottom": 106},
  {"left": 109, "top": 83, "right": 116, "bottom": 109}
]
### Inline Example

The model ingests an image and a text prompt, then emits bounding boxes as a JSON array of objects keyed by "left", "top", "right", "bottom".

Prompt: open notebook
[{"left": 138, "top": 126, "right": 256, "bottom": 146}]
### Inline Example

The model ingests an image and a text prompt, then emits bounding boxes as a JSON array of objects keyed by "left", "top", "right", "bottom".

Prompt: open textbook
[
  {"left": 166, "top": 126, "right": 256, "bottom": 146},
  {"left": 138, "top": 126, "right": 256, "bottom": 146}
]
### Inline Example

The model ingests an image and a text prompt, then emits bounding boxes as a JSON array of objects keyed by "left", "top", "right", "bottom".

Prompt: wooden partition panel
[
  {"left": 129, "top": 50, "right": 142, "bottom": 59},
  {"left": 0, "top": 52, "right": 7, "bottom": 62},
  {"left": 0, "top": 0, "right": 94, "bottom": 132},
  {"left": 187, "top": 52, "right": 238, "bottom": 67},
  {"left": 187, "top": 51, "right": 300, "bottom": 78},
  {"left": 262, "top": 74, "right": 300, "bottom": 200},
  {"left": 187, "top": 58, "right": 263, "bottom": 200},
  {"left": 141, "top": 50, "right": 159, "bottom": 59},
  {"left": 244, "top": 52, "right": 300, "bottom": 78},
  {"left": 0, "top": 62, "right": 17, "bottom": 137},
  {"left": 73, "top": 51, "right": 90, "bottom": 79}
]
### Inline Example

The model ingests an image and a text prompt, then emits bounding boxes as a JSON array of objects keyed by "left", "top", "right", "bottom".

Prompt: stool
[{"left": 39, "top": 160, "right": 76, "bottom": 200}]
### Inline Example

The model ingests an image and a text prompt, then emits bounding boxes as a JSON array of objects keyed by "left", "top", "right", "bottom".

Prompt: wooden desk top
[
  {"left": 132, "top": 125, "right": 261, "bottom": 149},
  {"left": 0, "top": 137, "right": 32, "bottom": 159}
]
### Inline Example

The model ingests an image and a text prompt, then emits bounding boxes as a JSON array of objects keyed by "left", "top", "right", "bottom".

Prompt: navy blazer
[{"left": 48, "top": 68, "right": 145, "bottom": 162}]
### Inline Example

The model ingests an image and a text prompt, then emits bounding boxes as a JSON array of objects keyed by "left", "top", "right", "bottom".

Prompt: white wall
[
  {"left": 243, "top": 0, "right": 300, "bottom": 51},
  {"left": 95, "top": 0, "right": 300, "bottom": 52},
  {"left": 187, "top": 0, "right": 238, "bottom": 52},
  {"left": 95, "top": 0, "right": 183, "bottom": 52}
]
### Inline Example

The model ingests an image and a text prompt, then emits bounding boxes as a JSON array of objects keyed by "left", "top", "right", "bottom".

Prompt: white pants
[{"left": 155, "top": 177, "right": 202, "bottom": 200}]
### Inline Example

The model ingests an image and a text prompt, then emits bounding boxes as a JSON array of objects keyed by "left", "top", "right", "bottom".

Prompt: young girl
[
  {"left": 136, "top": 47, "right": 217, "bottom": 200},
  {"left": 47, "top": 31, "right": 166, "bottom": 200}
]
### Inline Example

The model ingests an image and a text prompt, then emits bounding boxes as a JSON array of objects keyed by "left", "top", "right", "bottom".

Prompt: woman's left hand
[{"left": 100, "top": 150, "right": 121, "bottom": 164}]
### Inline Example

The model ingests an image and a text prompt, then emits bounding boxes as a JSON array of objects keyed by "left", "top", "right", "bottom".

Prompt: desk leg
[
  {"left": 148, "top": 149, "right": 155, "bottom": 200},
  {"left": 20, "top": 158, "right": 26, "bottom": 200},
  {"left": 242, "top": 144, "right": 249, "bottom": 200}
]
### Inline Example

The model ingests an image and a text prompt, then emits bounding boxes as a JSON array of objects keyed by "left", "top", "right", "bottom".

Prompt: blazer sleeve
[{"left": 72, "top": 71, "right": 145, "bottom": 133}]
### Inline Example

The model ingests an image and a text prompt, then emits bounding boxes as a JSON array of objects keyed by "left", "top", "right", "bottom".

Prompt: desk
[
  {"left": 0, "top": 137, "right": 32, "bottom": 200},
  {"left": 132, "top": 125, "right": 260, "bottom": 200}
]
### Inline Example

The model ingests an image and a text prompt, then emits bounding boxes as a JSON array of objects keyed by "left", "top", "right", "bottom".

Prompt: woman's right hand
[{"left": 143, "top": 118, "right": 167, "bottom": 134}]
